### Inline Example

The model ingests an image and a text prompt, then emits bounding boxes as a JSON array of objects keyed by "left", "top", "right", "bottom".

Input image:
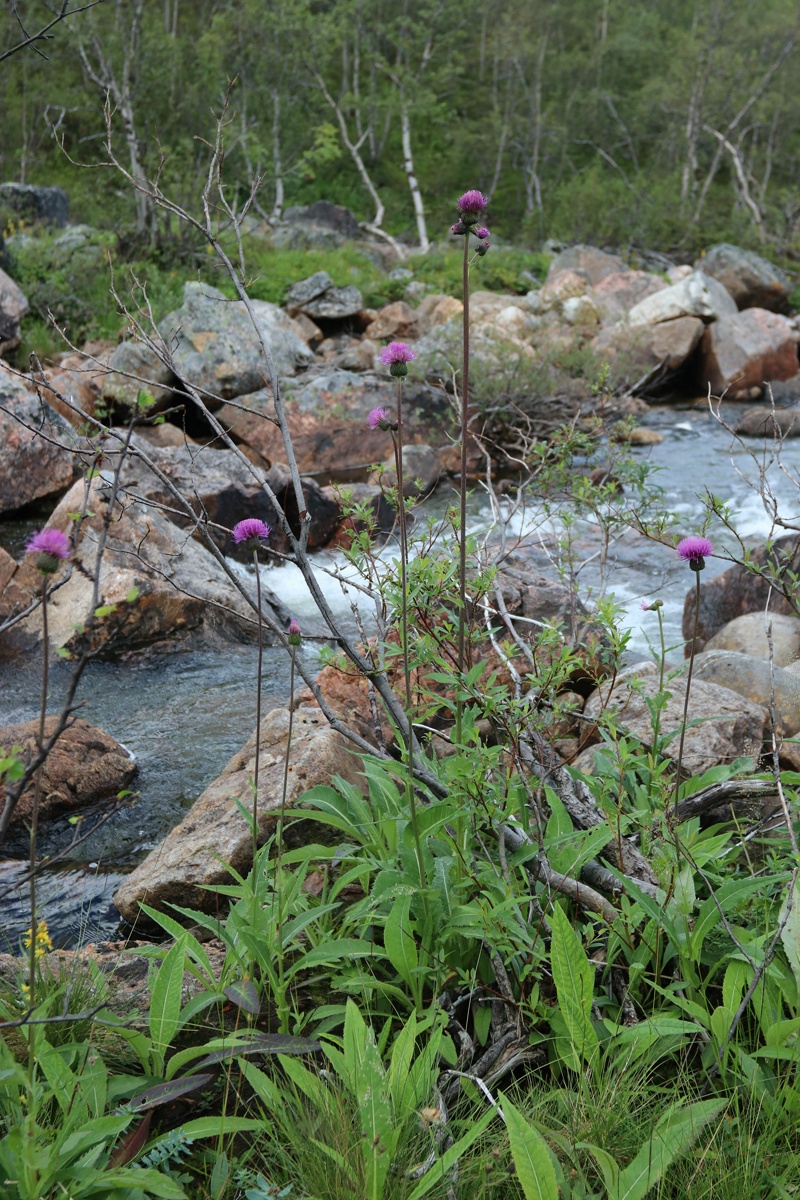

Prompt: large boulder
[
  {"left": 696, "top": 244, "right": 792, "bottom": 313},
  {"left": 582, "top": 660, "right": 767, "bottom": 776},
  {"left": 0, "top": 266, "right": 29, "bottom": 355},
  {"left": 217, "top": 369, "right": 453, "bottom": 483},
  {"left": 283, "top": 271, "right": 364, "bottom": 323},
  {"left": 592, "top": 316, "right": 705, "bottom": 391},
  {"left": 272, "top": 201, "right": 364, "bottom": 250},
  {"left": 0, "top": 365, "right": 74, "bottom": 515},
  {"left": 591, "top": 269, "right": 667, "bottom": 325},
  {"left": 158, "top": 282, "right": 314, "bottom": 404},
  {"left": 364, "top": 300, "right": 419, "bottom": 341},
  {"left": 693, "top": 650, "right": 800, "bottom": 736},
  {"left": 99, "top": 340, "right": 174, "bottom": 414},
  {"left": 113, "top": 706, "right": 364, "bottom": 920},
  {"left": 703, "top": 611, "right": 800, "bottom": 665},
  {"left": 682, "top": 535, "right": 800, "bottom": 654},
  {"left": 0, "top": 183, "right": 69, "bottom": 227},
  {"left": 4, "top": 477, "right": 287, "bottom": 657},
  {"left": 698, "top": 308, "right": 799, "bottom": 399},
  {"left": 371, "top": 442, "right": 441, "bottom": 499},
  {"left": 627, "top": 270, "right": 737, "bottom": 327},
  {"left": 547, "top": 245, "right": 626, "bottom": 286},
  {"left": 114, "top": 442, "right": 338, "bottom": 556},
  {"left": 415, "top": 293, "right": 463, "bottom": 335},
  {"left": 734, "top": 405, "right": 800, "bottom": 437},
  {"left": 36, "top": 350, "right": 110, "bottom": 425},
  {"left": 0, "top": 717, "right": 136, "bottom": 832}
]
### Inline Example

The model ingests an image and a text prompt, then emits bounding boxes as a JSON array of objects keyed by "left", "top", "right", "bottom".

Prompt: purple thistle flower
[
  {"left": 474, "top": 226, "right": 490, "bottom": 240},
  {"left": 26, "top": 528, "right": 71, "bottom": 560},
  {"left": 379, "top": 342, "right": 415, "bottom": 366},
  {"left": 287, "top": 618, "right": 302, "bottom": 646},
  {"left": 676, "top": 535, "right": 713, "bottom": 572},
  {"left": 640, "top": 599, "right": 649, "bottom": 611},
  {"left": 232, "top": 518, "right": 272, "bottom": 546},
  {"left": 457, "top": 190, "right": 488, "bottom": 215},
  {"left": 368, "top": 406, "right": 390, "bottom": 429},
  {"left": 379, "top": 341, "right": 415, "bottom": 379}
]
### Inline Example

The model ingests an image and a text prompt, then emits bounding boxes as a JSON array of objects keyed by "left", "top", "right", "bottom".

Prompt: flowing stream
[{"left": 1, "top": 402, "right": 799, "bottom": 948}]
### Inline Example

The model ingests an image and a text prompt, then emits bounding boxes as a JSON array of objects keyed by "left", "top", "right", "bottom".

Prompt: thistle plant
[
  {"left": 231, "top": 518, "right": 272, "bottom": 846},
  {"left": 370, "top": 341, "right": 427, "bottom": 893},
  {"left": 673, "top": 535, "right": 713, "bottom": 812},
  {"left": 23, "top": 527, "right": 70, "bottom": 1067},
  {"left": 450, "top": 189, "right": 490, "bottom": 743}
]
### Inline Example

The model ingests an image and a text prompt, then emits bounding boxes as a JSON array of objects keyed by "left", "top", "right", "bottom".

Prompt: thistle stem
[
  {"left": 28, "top": 579, "right": 49, "bottom": 1072},
  {"left": 673, "top": 570, "right": 702, "bottom": 815},
  {"left": 392, "top": 383, "right": 426, "bottom": 894},
  {"left": 274, "top": 643, "right": 296, "bottom": 1033},
  {"left": 252, "top": 547, "right": 264, "bottom": 853},
  {"left": 456, "top": 232, "right": 471, "bottom": 746}
]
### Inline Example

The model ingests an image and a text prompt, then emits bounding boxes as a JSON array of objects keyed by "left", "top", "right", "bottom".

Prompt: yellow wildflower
[{"left": 23, "top": 920, "right": 53, "bottom": 959}]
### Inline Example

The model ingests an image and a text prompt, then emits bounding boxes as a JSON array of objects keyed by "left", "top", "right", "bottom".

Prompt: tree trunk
[{"left": 400, "top": 103, "right": 429, "bottom": 251}]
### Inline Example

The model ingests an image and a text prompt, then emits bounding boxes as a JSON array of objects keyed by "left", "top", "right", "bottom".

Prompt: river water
[{"left": 1, "top": 402, "right": 798, "bottom": 948}]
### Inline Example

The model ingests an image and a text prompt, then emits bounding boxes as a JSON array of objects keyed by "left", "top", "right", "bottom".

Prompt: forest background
[{"left": 2, "top": 0, "right": 799, "bottom": 259}]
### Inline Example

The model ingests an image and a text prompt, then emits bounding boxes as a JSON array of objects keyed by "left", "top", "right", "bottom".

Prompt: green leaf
[
  {"left": 383, "top": 893, "right": 418, "bottom": 992},
  {"left": 616, "top": 1099, "right": 726, "bottom": 1200},
  {"left": 499, "top": 1093, "right": 559, "bottom": 1200},
  {"left": 549, "top": 903, "right": 598, "bottom": 1069},
  {"left": 149, "top": 936, "right": 187, "bottom": 1060}
]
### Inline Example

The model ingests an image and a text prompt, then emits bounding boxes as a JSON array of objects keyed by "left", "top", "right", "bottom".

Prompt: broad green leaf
[
  {"left": 550, "top": 903, "right": 598, "bottom": 1068},
  {"left": 149, "top": 936, "right": 187, "bottom": 1059},
  {"left": 616, "top": 1099, "right": 726, "bottom": 1200},
  {"left": 383, "top": 893, "right": 418, "bottom": 991},
  {"left": 499, "top": 1093, "right": 559, "bottom": 1200}
]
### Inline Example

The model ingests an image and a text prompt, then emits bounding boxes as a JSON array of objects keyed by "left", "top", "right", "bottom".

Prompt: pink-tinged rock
[
  {"left": 540, "top": 270, "right": 588, "bottom": 308},
  {"left": 583, "top": 660, "right": 767, "bottom": 777},
  {"left": 365, "top": 300, "right": 419, "bottom": 341},
  {"left": 0, "top": 716, "right": 136, "bottom": 829},
  {"left": 0, "top": 364, "right": 74, "bottom": 515},
  {"left": 547, "top": 245, "right": 625, "bottom": 285},
  {"left": 592, "top": 316, "right": 704, "bottom": 388},
  {"left": 0, "top": 545, "right": 15, "bottom": 595},
  {"left": 627, "top": 270, "right": 737, "bottom": 327},
  {"left": 699, "top": 308, "right": 799, "bottom": 399},
  {"left": 592, "top": 270, "right": 667, "bottom": 324},
  {"left": 36, "top": 351, "right": 109, "bottom": 425},
  {"left": 0, "top": 266, "right": 28, "bottom": 355}
]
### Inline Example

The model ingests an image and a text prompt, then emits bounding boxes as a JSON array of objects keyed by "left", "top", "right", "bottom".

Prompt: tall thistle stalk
[
  {"left": 451, "top": 191, "right": 491, "bottom": 745},
  {"left": 672, "top": 535, "right": 714, "bottom": 815},
  {"left": 369, "top": 341, "right": 427, "bottom": 893},
  {"left": 22, "top": 528, "right": 71, "bottom": 1070},
  {"left": 231, "top": 518, "right": 272, "bottom": 856}
]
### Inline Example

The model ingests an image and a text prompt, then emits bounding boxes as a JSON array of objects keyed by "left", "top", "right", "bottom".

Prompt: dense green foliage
[{"left": 2, "top": 0, "right": 800, "bottom": 254}]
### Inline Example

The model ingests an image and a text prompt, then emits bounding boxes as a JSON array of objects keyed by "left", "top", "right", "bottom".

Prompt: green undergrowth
[{"left": 5, "top": 222, "right": 551, "bottom": 364}]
